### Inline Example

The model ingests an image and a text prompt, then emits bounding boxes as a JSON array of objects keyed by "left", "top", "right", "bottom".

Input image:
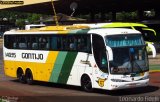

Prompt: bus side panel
[
  {"left": 49, "top": 52, "right": 68, "bottom": 83},
  {"left": 56, "top": 52, "right": 78, "bottom": 84},
  {"left": 4, "top": 60, "right": 18, "bottom": 78},
  {"left": 37, "top": 51, "right": 59, "bottom": 82},
  {"left": 66, "top": 53, "right": 97, "bottom": 87},
  {"left": 3, "top": 48, "right": 61, "bottom": 82},
  {"left": 67, "top": 53, "right": 110, "bottom": 90},
  {"left": 66, "top": 53, "right": 90, "bottom": 86},
  {"left": 22, "top": 51, "right": 59, "bottom": 82},
  {"left": 3, "top": 61, "right": 48, "bottom": 81},
  {"left": 49, "top": 52, "right": 78, "bottom": 84}
]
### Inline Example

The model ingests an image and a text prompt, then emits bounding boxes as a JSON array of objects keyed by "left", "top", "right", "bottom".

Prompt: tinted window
[{"left": 4, "top": 34, "right": 91, "bottom": 53}]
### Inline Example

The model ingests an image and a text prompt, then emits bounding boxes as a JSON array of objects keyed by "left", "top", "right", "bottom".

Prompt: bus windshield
[{"left": 105, "top": 35, "right": 149, "bottom": 74}]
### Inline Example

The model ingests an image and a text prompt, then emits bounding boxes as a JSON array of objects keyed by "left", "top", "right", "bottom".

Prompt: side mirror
[
  {"left": 106, "top": 46, "right": 113, "bottom": 61},
  {"left": 146, "top": 42, "right": 156, "bottom": 58}
]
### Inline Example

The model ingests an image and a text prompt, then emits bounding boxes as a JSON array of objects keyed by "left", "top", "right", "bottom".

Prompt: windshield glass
[{"left": 105, "top": 35, "right": 149, "bottom": 74}]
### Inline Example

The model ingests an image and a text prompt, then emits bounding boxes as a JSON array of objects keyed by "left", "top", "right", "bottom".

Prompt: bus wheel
[
  {"left": 81, "top": 75, "right": 92, "bottom": 92},
  {"left": 17, "top": 68, "right": 25, "bottom": 83},
  {"left": 25, "top": 69, "right": 33, "bottom": 85}
]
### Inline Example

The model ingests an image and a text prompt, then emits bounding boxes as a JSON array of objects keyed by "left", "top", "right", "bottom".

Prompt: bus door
[{"left": 92, "top": 34, "right": 109, "bottom": 88}]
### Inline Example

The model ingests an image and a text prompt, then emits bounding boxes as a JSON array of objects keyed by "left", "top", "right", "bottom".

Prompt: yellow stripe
[
  {"left": 46, "top": 51, "right": 59, "bottom": 81},
  {"left": 46, "top": 51, "right": 59, "bottom": 63},
  {"left": 57, "top": 30, "right": 69, "bottom": 34},
  {"left": 149, "top": 70, "right": 160, "bottom": 73}
]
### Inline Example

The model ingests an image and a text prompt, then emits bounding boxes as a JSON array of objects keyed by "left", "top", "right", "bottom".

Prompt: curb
[{"left": 149, "top": 70, "right": 160, "bottom": 73}]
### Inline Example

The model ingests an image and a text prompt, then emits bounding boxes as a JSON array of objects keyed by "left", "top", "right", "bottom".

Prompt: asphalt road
[{"left": 0, "top": 47, "right": 160, "bottom": 102}]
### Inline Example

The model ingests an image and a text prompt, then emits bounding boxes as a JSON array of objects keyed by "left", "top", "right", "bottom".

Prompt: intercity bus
[
  {"left": 142, "top": 20, "right": 160, "bottom": 52},
  {"left": 74, "top": 22, "right": 157, "bottom": 58},
  {"left": 3, "top": 25, "right": 149, "bottom": 91}
]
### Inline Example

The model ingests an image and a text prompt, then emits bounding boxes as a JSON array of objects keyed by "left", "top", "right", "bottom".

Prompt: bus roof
[
  {"left": 4, "top": 25, "right": 141, "bottom": 36},
  {"left": 102, "top": 22, "right": 147, "bottom": 28},
  {"left": 74, "top": 22, "right": 148, "bottom": 28},
  {"left": 88, "top": 28, "right": 141, "bottom": 36},
  {"left": 39, "top": 25, "right": 90, "bottom": 31},
  {"left": 4, "top": 25, "right": 89, "bottom": 33}
]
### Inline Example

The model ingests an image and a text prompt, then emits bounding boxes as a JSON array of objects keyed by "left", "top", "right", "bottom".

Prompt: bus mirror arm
[{"left": 106, "top": 46, "right": 113, "bottom": 61}]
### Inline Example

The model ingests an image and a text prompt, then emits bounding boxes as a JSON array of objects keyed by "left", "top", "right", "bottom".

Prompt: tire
[
  {"left": 17, "top": 69, "right": 25, "bottom": 83},
  {"left": 81, "top": 75, "right": 92, "bottom": 92},
  {"left": 25, "top": 70, "right": 33, "bottom": 85}
]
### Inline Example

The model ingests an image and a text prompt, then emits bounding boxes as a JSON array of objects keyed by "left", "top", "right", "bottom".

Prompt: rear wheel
[
  {"left": 17, "top": 69, "right": 25, "bottom": 83},
  {"left": 25, "top": 69, "right": 33, "bottom": 85},
  {"left": 81, "top": 75, "right": 92, "bottom": 92}
]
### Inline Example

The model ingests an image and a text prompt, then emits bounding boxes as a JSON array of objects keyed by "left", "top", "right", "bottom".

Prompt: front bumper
[{"left": 108, "top": 79, "right": 149, "bottom": 90}]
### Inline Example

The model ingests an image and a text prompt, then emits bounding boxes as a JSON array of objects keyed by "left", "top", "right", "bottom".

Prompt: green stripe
[
  {"left": 69, "top": 29, "right": 80, "bottom": 33},
  {"left": 69, "top": 29, "right": 89, "bottom": 34},
  {"left": 76, "top": 29, "right": 90, "bottom": 34},
  {"left": 49, "top": 52, "right": 67, "bottom": 82},
  {"left": 57, "top": 52, "right": 78, "bottom": 84}
]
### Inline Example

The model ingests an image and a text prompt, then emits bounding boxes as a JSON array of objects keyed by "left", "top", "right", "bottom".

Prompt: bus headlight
[
  {"left": 111, "top": 79, "right": 129, "bottom": 82},
  {"left": 140, "top": 75, "right": 149, "bottom": 80}
]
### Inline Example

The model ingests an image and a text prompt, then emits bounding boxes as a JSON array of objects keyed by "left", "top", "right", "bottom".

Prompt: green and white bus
[
  {"left": 74, "top": 22, "right": 157, "bottom": 58},
  {"left": 3, "top": 25, "right": 149, "bottom": 91}
]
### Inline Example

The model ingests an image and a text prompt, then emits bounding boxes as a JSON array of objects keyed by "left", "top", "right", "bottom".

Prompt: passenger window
[
  {"left": 51, "top": 36, "right": 58, "bottom": 50},
  {"left": 19, "top": 43, "right": 27, "bottom": 49},
  {"left": 31, "top": 36, "right": 38, "bottom": 50},
  {"left": 4, "top": 35, "right": 15, "bottom": 49},
  {"left": 39, "top": 36, "right": 50, "bottom": 50},
  {"left": 50, "top": 34, "right": 91, "bottom": 53},
  {"left": 18, "top": 36, "right": 27, "bottom": 49}
]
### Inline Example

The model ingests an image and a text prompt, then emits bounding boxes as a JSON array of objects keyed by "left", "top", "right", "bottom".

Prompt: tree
[
  {"left": 0, "top": 10, "right": 42, "bottom": 28},
  {"left": 116, "top": 11, "right": 138, "bottom": 21},
  {"left": 15, "top": 19, "right": 25, "bottom": 29}
]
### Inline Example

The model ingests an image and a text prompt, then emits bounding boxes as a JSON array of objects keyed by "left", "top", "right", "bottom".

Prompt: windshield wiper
[{"left": 133, "top": 60, "right": 143, "bottom": 73}]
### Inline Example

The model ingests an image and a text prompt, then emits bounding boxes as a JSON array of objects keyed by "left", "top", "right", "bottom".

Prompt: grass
[{"left": 149, "top": 64, "right": 160, "bottom": 72}]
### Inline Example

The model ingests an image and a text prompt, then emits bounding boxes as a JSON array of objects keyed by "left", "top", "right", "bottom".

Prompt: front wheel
[{"left": 81, "top": 75, "right": 92, "bottom": 92}]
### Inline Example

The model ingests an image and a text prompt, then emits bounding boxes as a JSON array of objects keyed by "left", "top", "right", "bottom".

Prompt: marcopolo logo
[{"left": 0, "top": 0, "right": 24, "bottom": 5}]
